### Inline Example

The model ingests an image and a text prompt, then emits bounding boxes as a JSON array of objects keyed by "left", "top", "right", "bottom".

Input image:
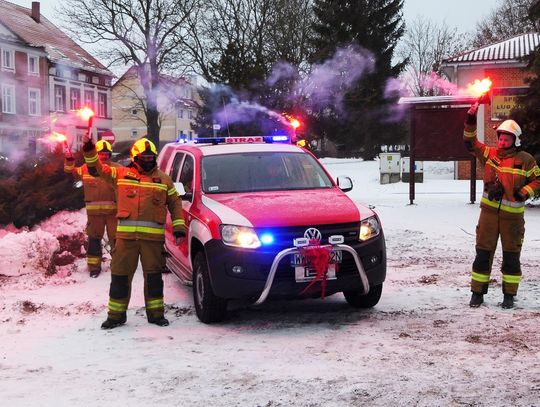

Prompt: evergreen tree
[
  {"left": 310, "top": 0, "right": 407, "bottom": 158},
  {"left": 0, "top": 148, "right": 84, "bottom": 228}
]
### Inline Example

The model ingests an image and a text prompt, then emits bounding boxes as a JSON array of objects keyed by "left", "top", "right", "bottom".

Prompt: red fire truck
[{"left": 158, "top": 136, "right": 386, "bottom": 323}]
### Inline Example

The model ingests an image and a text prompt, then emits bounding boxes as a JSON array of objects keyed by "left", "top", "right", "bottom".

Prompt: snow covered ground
[{"left": 2, "top": 158, "right": 540, "bottom": 407}]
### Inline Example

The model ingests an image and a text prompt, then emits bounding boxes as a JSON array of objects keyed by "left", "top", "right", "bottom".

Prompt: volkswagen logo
[{"left": 304, "top": 227, "right": 322, "bottom": 242}]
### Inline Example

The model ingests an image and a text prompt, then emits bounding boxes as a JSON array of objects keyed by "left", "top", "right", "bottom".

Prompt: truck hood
[{"left": 201, "top": 188, "right": 367, "bottom": 228}]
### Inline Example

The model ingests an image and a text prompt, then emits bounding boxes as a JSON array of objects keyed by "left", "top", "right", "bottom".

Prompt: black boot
[
  {"left": 469, "top": 292, "right": 484, "bottom": 308},
  {"left": 148, "top": 316, "right": 169, "bottom": 326},
  {"left": 501, "top": 294, "right": 514, "bottom": 309},
  {"left": 101, "top": 314, "right": 127, "bottom": 329}
]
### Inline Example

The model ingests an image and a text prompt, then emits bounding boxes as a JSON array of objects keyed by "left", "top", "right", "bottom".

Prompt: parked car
[{"left": 157, "top": 136, "right": 386, "bottom": 323}]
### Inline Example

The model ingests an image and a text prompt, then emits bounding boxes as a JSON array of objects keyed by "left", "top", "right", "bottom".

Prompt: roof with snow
[
  {"left": 443, "top": 32, "right": 540, "bottom": 65},
  {"left": 0, "top": 0, "right": 112, "bottom": 76}
]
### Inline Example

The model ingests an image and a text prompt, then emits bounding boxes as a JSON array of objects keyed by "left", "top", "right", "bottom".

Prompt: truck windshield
[{"left": 201, "top": 152, "right": 334, "bottom": 193}]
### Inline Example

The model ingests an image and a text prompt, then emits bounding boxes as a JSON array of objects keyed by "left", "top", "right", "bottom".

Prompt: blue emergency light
[{"left": 260, "top": 233, "right": 275, "bottom": 245}]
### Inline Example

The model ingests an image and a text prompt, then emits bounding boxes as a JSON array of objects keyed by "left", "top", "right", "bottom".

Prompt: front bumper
[{"left": 203, "top": 234, "right": 386, "bottom": 301}]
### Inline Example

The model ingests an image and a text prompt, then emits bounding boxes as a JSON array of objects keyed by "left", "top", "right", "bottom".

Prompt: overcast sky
[{"left": 9, "top": 0, "right": 502, "bottom": 34}]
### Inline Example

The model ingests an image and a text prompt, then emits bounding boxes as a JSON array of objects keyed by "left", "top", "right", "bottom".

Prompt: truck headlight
[
  {"left": 359, "top": 216, "right": 381, "bottom": 241},
  {"left": 221, "top": 225, "right": 261, "bottom": 249}
]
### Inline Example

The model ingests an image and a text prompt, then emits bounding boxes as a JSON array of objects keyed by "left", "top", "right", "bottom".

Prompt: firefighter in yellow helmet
[
  {"left": 64, "top": 139, "right": 121, "bottom": 278},
  {"left": 82, "top": 135, "right": 185, "bottom": 329},
  {"left": 464, "top": 103, "right": 540, "bottom": 308}
]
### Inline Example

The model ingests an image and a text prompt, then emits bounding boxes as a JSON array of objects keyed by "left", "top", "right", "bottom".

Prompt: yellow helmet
[
  {"left": 96, "top": 139, "right": 112, "bottom": 153},
  {"left": 130, "top": 138, "right": 157, "bottom": 161},
  {"left": 296, "top": 139, "right": 307, "bottom": 148}
]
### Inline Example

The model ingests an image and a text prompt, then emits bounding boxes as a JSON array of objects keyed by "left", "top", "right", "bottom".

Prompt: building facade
[
  {"left": 441, "top": 33, "right": 539, "bottom": 179},
  {"left": 112, "top": 65, "right": 199, "bottom": 144},
  {"left": 0, "top": 1, "right": 113, "bottom": 155}
]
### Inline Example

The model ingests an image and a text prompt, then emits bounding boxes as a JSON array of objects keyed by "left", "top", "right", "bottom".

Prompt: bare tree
[
  {"left": 399, "top": 16, "right": 466, "bottom": 96},
  {"left": 58, "top": 0, "right": 201, "bottom": 146},
  {"left": 184, "top": 0, "right": 314, "bottom": 85},
  {"left": 471, "top": 0, "right": 539, "bottom": 48}
]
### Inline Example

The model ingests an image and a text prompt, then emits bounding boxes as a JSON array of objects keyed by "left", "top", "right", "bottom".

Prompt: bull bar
[{"left": 254, "top": 243, "right": 370, "bottom": 305}]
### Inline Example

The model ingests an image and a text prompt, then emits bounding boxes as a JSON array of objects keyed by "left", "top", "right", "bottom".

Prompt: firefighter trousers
[
  {"left": 106, "top": 238, "right": 166, "bottom": 321},
  {"left": 471, "top": 208, "right": 525, "bottom": 295},
  {"left": 86, "top": 213, "right": 117, "bottom": 272}
]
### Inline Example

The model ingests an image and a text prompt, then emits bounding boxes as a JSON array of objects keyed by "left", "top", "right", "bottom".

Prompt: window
[
  {"left": 131, "top": 130, "right": 138, "bottom": 138},
  {"left": 54, "top": 85, "right": 66, "bottom": 111},
  {"left": 179, "top": 155, "right": 194, "bottom": 199},
  {"left": 98, "top": 93, "right": 107, "bottom": 117},
  {"left": 28, "top": 55, "right": 39, "bottom": 74},
  {"left": 70, "top": 88, "right": 81, "bottom": 111},
  {"left": 131, "top": 109, "right": 138, "bottom": 116},
  {"left": 2, "top": 84, "right": 15, "bottom": 114},
  {"left": 177, "top": 108, "right": 183, "bottom": 119},
  {"left": 2, "top": 49, "right": 14, "bottom": 70},
  {"left": 188, "top": 110, "right": 193, "bottom": 119},
  {"left": 84, "top": 90, "right": 94, "bottom": 110},
  {"left": 28, "top": 88, "right": 41, "bottom": 116},
  {"left": 170, "top": 153, "right": 185, "bottom": 181}
]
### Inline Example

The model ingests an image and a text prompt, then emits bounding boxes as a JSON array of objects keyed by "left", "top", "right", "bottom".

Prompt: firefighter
[
  {"left": 64, "top": 140, "right": 120, "bottom": 278},
  {"left": 464, "top": 103, "right": 540, "bottom": 308},
  {"left": 82, "top": 136, "right": 185, "bottom": 329}
]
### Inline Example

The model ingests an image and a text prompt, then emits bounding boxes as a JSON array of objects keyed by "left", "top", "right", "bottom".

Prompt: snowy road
[{"left": 1, "top": 160, "right": 540, "bottom": 406}]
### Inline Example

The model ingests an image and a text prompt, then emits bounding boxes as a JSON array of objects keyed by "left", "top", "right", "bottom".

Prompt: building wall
[
  {"left": 0, "top": 43, "right": 48, "bottom": 155},
  {"left": 112, "top": 72, "right": 198, "bottom": 145},
  {"left": 456, "top": 66, "right": 530, "bottom": 179},
  {"left": 48, "top": 65, "right": 113, "bottom": 152}
]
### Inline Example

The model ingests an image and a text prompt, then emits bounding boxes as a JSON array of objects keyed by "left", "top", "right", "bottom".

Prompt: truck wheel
[
  {"left": 343, "top": 283, "right": 383, "bottom": 308},
  {"left": 193, "top": 251, "right": 227, "bottom": 323}
]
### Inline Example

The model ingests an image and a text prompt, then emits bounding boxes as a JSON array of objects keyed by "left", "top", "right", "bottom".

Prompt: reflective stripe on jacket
[
  {"left": 83, "top": 147, "right": 184, "bottom": 241},
  {"left": 64, "top": 159, "right": 120, "bottom": 216},
  {"left": 464, "top": 122, "right": 540, "bottom": 214}
]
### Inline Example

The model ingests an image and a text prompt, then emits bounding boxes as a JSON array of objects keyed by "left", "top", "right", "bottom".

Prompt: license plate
[
  {"left": 290, "top": 250, "right": 342, "bottom": 266},
  {"left": 295, "top": 264, "right": 337, "bottom": 282}
]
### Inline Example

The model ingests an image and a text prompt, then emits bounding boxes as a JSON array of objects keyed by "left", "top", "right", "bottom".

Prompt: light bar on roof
[{"left": 193, "top": 136, "right": 291, "bottom": 144}]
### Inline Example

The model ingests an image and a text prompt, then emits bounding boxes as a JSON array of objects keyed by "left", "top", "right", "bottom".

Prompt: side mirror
[{"left": 337, "top": 176, "right": 353, "bottom": 192}]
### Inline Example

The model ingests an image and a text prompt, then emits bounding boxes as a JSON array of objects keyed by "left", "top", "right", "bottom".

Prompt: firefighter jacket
[
  {"left": 464, "top": 121, "right": 540, "bottom": 214},
  {"left": 83, "top": 146, "right": 185, "bottom": 242},
  {"left": 64, "top": 158, "right": 120, "bottom": 216}
]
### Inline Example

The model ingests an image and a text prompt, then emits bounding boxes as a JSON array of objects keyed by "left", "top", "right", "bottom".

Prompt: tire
[
  {"left": 343, "top": 283, "right": 383, "bottom": 308},
  {"left": 192, "top": 251, "right": 227, "bottom": 323}
]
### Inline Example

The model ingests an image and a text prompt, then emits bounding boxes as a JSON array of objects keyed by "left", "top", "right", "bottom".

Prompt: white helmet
[{"left": 496, "top": 120, "right": 522, "bottom": 147}]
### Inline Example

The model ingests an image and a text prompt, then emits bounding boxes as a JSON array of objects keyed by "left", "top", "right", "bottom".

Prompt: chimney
[{"left": 31, "top": 2, "right": 40, "bottom": 23}]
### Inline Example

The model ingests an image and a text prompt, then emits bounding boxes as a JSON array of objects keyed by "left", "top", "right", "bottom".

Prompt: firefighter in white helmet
[
  {"left": 82, "top": 135, "right": 185, "bottom": 329},
  {"left": 464, "top": 104, "right": 540, "bottom": 308},
  {"left": 64, "top": 139, "right": 121, "bottom": 278}
]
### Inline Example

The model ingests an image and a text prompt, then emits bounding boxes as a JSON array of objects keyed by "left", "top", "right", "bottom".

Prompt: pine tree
[
  {"left": 310, "top": 0, "right": 407, "bottom": 158},
  {"left": 0, "top": 148, "right": 84, "bottom": 228}
]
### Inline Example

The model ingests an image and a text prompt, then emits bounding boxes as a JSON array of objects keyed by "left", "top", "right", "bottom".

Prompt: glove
[
  {"left": 466, "top": 102, "right": 478, "bottom": 125},
  {"left": 486, "top": 180, "right": 503, "bottom": 202},
  {"left": 174, "top": 229, "right": 186, "bottom": 244},
  {"left": 514, "top": 189, "right": 527, "bottom": 202}
]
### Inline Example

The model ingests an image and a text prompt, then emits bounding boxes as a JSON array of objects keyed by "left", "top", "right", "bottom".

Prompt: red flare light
[
  {"left": 77, "top": 106, "right": 95, "bottom": 122},
  {"left": 50, "top": 131, "right": 67, "bottom": 143},
  {"left": 289, "top": 118, "right": 301, "bottom": 129},
  {"left": 466, "top": 78, "right": 492, "bottom": 98}
]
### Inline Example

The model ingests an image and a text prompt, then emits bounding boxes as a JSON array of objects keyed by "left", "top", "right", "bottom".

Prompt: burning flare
[
  {"left": 289, "top": 118, "right": 301, "bottom": 129},
  {"left": 76, "top": 106, "right": 95, "bottom": 122},
  {"left": 466, "top": 78, "right": 492, "bottom": 98},
  {"left": 50, "top": 131, "right": 67, "bottom": 143}
]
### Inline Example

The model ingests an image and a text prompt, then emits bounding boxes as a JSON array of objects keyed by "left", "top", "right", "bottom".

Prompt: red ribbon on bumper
[{"left": 299, "top": 244, "right": 332, "bottom": 299}]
